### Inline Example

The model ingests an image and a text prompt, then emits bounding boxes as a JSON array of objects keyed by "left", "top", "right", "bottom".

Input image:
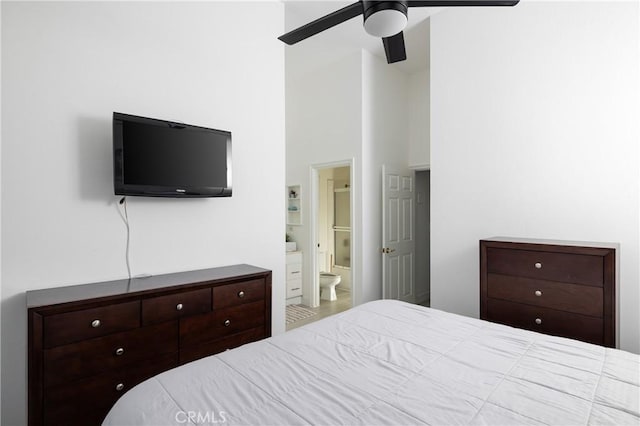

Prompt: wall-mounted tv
[{"left": 113, "top": 112, "right": 232, "bottom": 198}]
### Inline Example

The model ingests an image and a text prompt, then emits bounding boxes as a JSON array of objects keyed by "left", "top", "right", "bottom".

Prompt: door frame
[{"left": 309, "top": 159, "right": 356, "bottom": 309}]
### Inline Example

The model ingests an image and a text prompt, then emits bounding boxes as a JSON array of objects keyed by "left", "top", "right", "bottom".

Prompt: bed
[{"left": 103, "top": 300, "right": 639, "bottom": 425}]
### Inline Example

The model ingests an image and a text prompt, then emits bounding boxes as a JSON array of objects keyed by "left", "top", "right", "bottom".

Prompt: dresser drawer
[
  {"left": 44, "top": 321, "right": 178, "bottom": 388},
  {"left": 180, "top": 326, "right": 266, "bottom": 364},
  {"left": 142, "top": 288, "right": 211, "bottom": 325},
  {"left": 286, "top": 262, "right": 302, "bottom": 281},
  {"left": 181, "top": 300, "right": 266, "bottom": 346},
  {"left": 43, "top": 353, "right": 177, "bottom": 426},
  {"left": 287, "top": 279, "right": 302, "bottom": 298},
  {"left": 486, "top": 248, "right": 604, "bottom": 286},
  {"left": 43, "top": 301, "right": 140, "bottom": 348},
  {"left": 213, "top": 279, "right": 265, "bottom": 309},
  {"left": 485, "top": 298, "right": 604, "bottom": 345},
  {"left": 487, "top": 274, "right": 603, "bottom": 317}
]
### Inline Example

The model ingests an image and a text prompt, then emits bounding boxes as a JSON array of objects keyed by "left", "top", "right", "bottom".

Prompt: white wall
[
  {"left": 430, "top": 1, "right": 640, "bottom": 353},
  {"left": 361, "top": 50, "right": 411, "bottom": 302},
  {"left": 1, "top": 2, "right": 285, "bottom": 424},
  {"left": 408, "top": 67, "right": 430, "bottom": 170}
]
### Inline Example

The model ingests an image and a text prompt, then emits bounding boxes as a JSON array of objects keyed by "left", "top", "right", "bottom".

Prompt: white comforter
[{"left": 103, "top": 300, "right": 639, "bottom": 425}]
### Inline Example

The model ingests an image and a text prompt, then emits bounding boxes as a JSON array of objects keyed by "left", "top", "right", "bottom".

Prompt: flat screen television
[{"left": 113, "top": 112, "right": 232, "bottom": 198}]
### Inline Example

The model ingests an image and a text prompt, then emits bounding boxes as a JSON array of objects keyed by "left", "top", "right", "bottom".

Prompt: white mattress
[{"left": 103, "top": 300, "right": 640, "bottom": 425}]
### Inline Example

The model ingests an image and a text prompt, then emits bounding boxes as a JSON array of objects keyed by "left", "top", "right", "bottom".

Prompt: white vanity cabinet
[{"left": 286, "top": 251, "right": 303, "bottom": 305}]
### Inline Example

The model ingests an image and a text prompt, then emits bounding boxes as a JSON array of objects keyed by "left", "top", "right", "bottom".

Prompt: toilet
[{"left": 319, "top": 272, "right": 341, "bottom": 301}]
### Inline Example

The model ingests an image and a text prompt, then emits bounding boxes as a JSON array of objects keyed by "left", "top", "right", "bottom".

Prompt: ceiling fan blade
[
  {"left": 278, "top": 2, "right": 364, "bottom": 45},
  {"left": 408, "top": 0, "right": 519, "bottom": 6},
  {"left": 383, "top": 32, "right": 407, "bottom": 64}
]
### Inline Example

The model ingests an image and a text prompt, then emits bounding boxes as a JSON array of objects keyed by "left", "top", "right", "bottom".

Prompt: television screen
[{"left": 113, "top": 112, "right": 232, "bottom": 197}]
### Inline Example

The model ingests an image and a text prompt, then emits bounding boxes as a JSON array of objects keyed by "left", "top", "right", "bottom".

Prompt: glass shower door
[{"left": 333, "top": 189, "right": 350, "bottom": 268}]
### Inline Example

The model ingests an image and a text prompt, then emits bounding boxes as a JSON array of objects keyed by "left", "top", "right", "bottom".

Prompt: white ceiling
[{"left": 282, "top": 1, "right": 440, "bottom": 74}]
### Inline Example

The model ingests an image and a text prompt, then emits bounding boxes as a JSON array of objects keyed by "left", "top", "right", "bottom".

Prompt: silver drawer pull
[
  {"left": 238, "top": 291, "right": 245, "bottom": 298},
  {"left": 91, "top": 319, "right": 101, "bottom": 328},
  {"left": 115, "top": 383, "right": 124, "bottom": 391},
  {"left": 224, "top": 319, "right": 231, "bottom": 327},
  {"left": 291, "top": 288, "right": 300, "bottom": 291},
  {"left": 291, "top": 271, "right": 300, "bottom": 274},
  {"left": 535, "top": 290, "right": 542, "bottom": 297},
  {"left": 176, "top": 303, "right": 183, "bottom": 311},
  {"left": 115, "top": 347, "right": 124, "bottom": 356},
  {"left": 535, "top": 318, "right": 542, "bottom": 325},
  {"left": 534, "top": 262, "right": 542, "bottom": 269}
]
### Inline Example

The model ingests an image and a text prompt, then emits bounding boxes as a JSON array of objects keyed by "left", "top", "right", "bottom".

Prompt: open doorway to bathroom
[{"left": 286, "top": 162, "right": 354, "bottom": 331}]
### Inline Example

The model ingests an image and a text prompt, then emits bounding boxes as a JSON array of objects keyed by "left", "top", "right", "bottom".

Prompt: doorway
[
  {"left": 415, "top": 170, "right": 430, "bottom": 306},
  {"left": 286, "top": 161, "right": 354, "bottom": 331},
  {"left": 311, "top": 161, "right": 355, "bottom": 310}
]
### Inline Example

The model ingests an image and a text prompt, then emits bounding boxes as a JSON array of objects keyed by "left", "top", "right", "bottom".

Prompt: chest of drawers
[
  {"left": 28, "top": 264, "right": 272, "bottom": 426},
  {"left": 480, "top": 238, "right": 617, "bottom": 347}
]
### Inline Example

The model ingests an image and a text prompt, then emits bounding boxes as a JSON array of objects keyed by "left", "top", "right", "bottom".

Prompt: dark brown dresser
[
  {"left": 480, "top": 237, "right": 617, "bottom": 347},
  {"left": 27, "top": 264, "right": 272, "bottom": 426}
]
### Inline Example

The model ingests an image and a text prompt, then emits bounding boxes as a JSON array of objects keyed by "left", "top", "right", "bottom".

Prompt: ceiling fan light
[{"left": 364, "top": 8, "right": 408, "bottom": 38}]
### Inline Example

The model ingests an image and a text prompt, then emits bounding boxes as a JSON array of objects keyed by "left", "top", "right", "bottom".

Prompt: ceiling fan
[{"left": 279, "top": 1, "right": 519, "bottom": 64}]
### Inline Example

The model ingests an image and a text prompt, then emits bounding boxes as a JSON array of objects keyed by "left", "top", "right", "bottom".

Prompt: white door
[{"left": 382, "top": 165, "right": 415, "bottom": 302}]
